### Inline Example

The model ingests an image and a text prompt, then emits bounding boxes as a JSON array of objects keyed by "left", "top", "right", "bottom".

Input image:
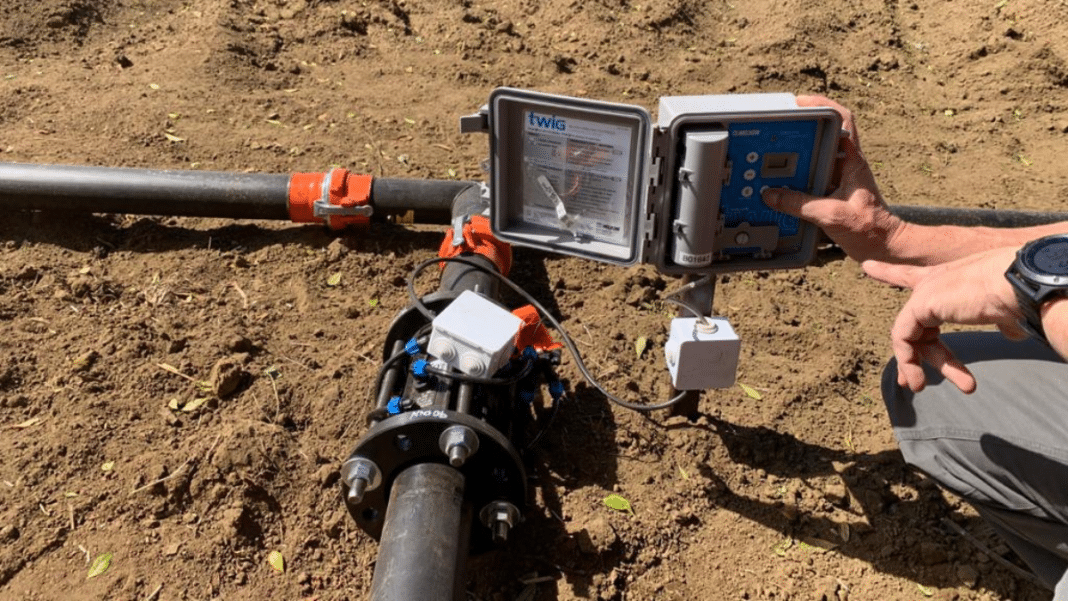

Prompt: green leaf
[
  {"left": 163, "top": 132, "right": 185, "bottom": 143},
  {"left": 87, "top": 553, "right": 113, "bottom": 579},
  {"left": 603, "top": 494, "right": 633, "bottom": 514},
  {"left": 917, "top": 584, "right": 934, "bottom": 597},
  {"left": 739, "top": 383, "right": 763, "bottom": 400},
  {"left": 101, "top": 461, "right": 115, "bottom": 473},
  {"left": 326, "top": 272, "right": 342, "bottom": 287},
  {"left": 268, "top": 550, "right": 285, "bottom": 573},
  {"left": 635, "top": 336, "right": 648, "bottom": 358},
  {"left": 368, "top": 298, "right": 379, "bottom": 308}
]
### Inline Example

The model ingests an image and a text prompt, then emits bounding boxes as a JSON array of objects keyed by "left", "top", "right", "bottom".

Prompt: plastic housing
[
  {"left": 664, "top": 317, "right": 740, "bottom": 390},
  {"left": 481, "top": 88, "right": 842, "bottom": 275},
  {"left": 427, "top": 290, "right": 524, "bottom": 377}
]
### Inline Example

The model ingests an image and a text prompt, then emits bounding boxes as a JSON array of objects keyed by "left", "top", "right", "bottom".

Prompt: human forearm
[
  {"left": 1041, "top": 296, "right": 1068, "bottom": 361},
  {"left": 889, "top": 221, "right": 1068, "bottom": 266}
]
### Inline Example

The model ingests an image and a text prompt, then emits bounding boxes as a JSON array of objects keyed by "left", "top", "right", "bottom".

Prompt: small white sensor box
[
  {"left": 664, "top": 317, "right": 740, "bottom": 390},
  {"left": 428, "top": 290, "right": 524, "bottom": 377}
]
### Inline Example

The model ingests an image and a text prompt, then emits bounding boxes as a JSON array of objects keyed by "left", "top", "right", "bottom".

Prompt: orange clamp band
[
  {"left": 438, "top": 215, "right": 513, "bottom": 277},
  {"left": 288, "top": 169, "right": 373, "bottom": 229}
]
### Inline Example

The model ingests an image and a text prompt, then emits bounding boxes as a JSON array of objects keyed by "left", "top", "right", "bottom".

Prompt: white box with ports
[
  {"left": 428, "top": 290, "right": 524, "bottom": 377},
  {"left": 664, "top": 317, "right": 740, "bottom": 390}
]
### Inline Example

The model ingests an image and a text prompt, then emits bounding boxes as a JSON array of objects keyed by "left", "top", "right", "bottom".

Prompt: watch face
[{"left": 1021, "top": 236, "right": 1068, "bottom": 279}]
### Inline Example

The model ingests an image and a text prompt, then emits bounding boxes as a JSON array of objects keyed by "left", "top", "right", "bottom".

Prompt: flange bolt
[
  {"left": 479, "top": 501, "right": 521, "bottom": 545},
  {"left": 438, "top": 425, "right": 480, "bottom": 468},
  {"left": 341, "top": 457, "right": 382, "bottom": 505}
]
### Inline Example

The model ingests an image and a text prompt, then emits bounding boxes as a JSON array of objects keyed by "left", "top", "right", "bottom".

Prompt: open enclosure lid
[{"left": 487, "top": 88, "right": 652, "bottom": 266}]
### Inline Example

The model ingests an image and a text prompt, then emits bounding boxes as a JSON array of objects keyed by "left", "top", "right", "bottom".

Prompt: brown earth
[{"left": 2, "top": 0, "right": 1068, "bottom": 600}]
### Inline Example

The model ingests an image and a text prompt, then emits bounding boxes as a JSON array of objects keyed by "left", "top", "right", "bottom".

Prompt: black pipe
[
  {"left": 0, "top": 162, "right": 463, "bottom": 222},
  {"left": 0, "top": 162, "right": 291, "bottom": 219},
  {"left": 368, "top": 462, "right": 469, "bottom": 601},
  {"left": 8, "top": 162, "right": 1067, "bottom": 229},
  {"left": 888, "top": 204, "right": 1068, "bottom": 228},
  {"left": 373, "top": 178, "right": 475, "bottom": 222}
]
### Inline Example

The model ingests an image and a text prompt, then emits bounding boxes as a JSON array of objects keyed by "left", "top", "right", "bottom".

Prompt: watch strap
[{"left": 1005, "top": 267, "right": 1049, "bottom": 344}]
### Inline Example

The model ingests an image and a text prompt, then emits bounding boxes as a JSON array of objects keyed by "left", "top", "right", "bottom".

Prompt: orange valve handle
[{"left": 289, "top": 169, "right": 373, "bottom": 229}]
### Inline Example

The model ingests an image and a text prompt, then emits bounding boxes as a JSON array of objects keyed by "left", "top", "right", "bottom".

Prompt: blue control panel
[{"left": 721, "top": 120, "right": 818, "bottom": 239}]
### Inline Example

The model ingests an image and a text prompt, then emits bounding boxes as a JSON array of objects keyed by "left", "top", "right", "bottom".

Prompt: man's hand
[
  {"left": 861, "top": 247, "right": 1026, "bottom": 394},
  {"left": 761, "top": 95, "right": 909, "bottom": 264}
]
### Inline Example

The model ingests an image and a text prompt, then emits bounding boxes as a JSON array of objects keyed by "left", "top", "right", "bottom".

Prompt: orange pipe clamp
[{"left": 288, "top": 169, "right": 373, "bottom": 229}]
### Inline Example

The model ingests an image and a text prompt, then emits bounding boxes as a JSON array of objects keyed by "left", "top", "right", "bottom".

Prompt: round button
[
  {"left": 744, "top": 169, "right": 756, "bottom": 181},
  {"left": 746, "top": 152, "right": 759, "bottom": 164},
  {"left": 735, "top": 232, "right": 750, "bottom": 245},
  {"left": 741, "top": 186, "right": 754, "bottom": 198}
]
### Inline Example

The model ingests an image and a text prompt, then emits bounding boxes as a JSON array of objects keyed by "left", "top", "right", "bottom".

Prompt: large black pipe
[
  {"left": 5, "top": 162, "right": 1068, "bottom": 229},
  {"left": 368, "top": 463, "right": 469, "bottom": 601},
  {"left": 888, "top": 204, "right": 1068, "bottom": 228},
  {"left": 0, "top": 162, "right": 291, "bottom": 219},
  {"left": 0, "top": 162, "right": 463, "bottom": 222}
]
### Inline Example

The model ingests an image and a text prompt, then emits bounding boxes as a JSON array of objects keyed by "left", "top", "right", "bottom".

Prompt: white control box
[
  {"left": 664, "top": 317, "right": 740, "bottom": 390},
  {"left": 428, "top": 290, "right": 524, "bottom": 377}
]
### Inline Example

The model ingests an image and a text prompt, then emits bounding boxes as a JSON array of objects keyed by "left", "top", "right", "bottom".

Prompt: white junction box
[
  {"left": 428, "top": 290, "right": 524, "bottom": 377},
  {"left": 664, "top": 317, "right": 740, "bottom": 390}
]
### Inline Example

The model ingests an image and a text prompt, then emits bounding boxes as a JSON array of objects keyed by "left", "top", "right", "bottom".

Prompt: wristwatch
[{"left": 1005, "top": 233, "right": 1068, "bottom": 344}]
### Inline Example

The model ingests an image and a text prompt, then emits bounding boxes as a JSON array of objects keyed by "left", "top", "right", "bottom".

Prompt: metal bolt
[
  {"left": 340, "top": 457, "right": 382, "bottom": 505},
  {"left": 479, "top": 501, "right": 520, "bottom": 545},
  {"left": 438, "top": 425, "right": 479, "bottom": 468}
]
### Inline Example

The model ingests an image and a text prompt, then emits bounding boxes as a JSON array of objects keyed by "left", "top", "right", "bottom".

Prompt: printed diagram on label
[{"left": 520, "top": 111, "right": 634, "bottom": 247}]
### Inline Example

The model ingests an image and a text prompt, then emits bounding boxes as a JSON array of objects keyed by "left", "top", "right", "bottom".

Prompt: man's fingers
[
  {"left": 862, "top": 260, "right": 924, "bottom": 289},
  {"left": 920, "top": 341, "right": 977, "bottom": 394},
  {"left": 997, "top": 322, "right": 1029, "bottom": 341},
  {"left": 761, "top": 187, "right": 843, "bottom": 222}
]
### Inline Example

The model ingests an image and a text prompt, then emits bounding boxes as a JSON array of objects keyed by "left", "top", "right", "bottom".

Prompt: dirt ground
[{"left": 2, "top": 0, "right": 1068, "bottom": 600}]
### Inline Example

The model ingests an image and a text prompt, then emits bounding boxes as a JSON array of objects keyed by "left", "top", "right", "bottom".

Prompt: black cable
[
  {"left": 423, "top": 356, "right": 535, "bottom": 386},
  {"left": 407, "top": 256, "right": 690, "bottom": 412}
]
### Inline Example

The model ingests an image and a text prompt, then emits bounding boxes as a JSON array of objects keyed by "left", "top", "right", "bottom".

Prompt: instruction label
[{"left": 521, "top": 111, "right": 635, "bottom": 245}]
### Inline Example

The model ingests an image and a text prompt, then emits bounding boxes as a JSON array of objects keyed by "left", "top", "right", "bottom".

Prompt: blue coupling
[
  {"left": 404, "top": 337, "right": 421, "bottom": 356},
  {"left": 548, "top": 378, "right": 565, "bottom": 402},
  {"left": 387, "top": 396, "right": 403, "bottom": 415},
  {"left": 411, "top": 358, "right": 429, "bottom": 378}
]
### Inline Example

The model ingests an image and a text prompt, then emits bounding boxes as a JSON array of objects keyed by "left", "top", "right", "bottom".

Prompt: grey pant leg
[{"left": 881, "top": 331, "right": 1068, "bottom": 593}]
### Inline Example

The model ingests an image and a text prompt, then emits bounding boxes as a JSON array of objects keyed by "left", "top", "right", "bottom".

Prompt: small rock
[
  {"left": 71, "top": 350, "right": 99, "bottom": 373},
  {"left": 326, "top": 239, "right": 348, "bottom": 262},
  {"left": 956, "top": 565, "right": 979, "bottom": 588},
  {"left": 1, "top": 525, "right": 19, "bottom": 542},
  {"left": 226, "top": 335, "right": 253, "bottom": 353},
  {"left": 575, "top": 516, "right": 616, "bottom": 555},
  {"left": 210, "top": 356, "right": 248, "bottom": 398},
  {"left": 163, "top": 542, "right": 182, "bottom": 556},
  {"left": 158, "top": 405, "right": 181, "bottom": 427},
  {"left": 322, "top": 510, "right": 347, "bottom": 539}
]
